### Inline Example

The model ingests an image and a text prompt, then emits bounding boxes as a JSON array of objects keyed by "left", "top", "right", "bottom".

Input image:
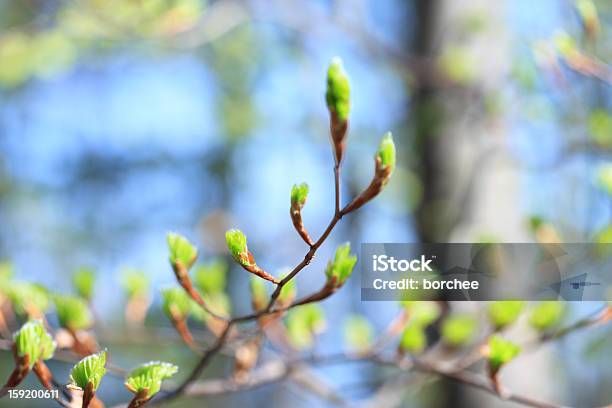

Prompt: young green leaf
[
  {"left": 167, "top": 232, "right": 198, "bottom": 271},
  {"left": 377, "top": 132, "right": 396, "bottom": 174},
  {"left": 487, "top": 301, "right": 525, "bottom": 329},
  {"left": 161, "top": 287, "right": 192, "bottom": 320},
  {"left": 286, "top": 304, "right": 326, "bottom": 350},
  {"left": 125, "top": 361, "right": 178, "bottom": 398},
  {"left": 291, "top": 183, "right": 309, "bottom": 208},
  {"left": 529, "top": 301, "right": 564, "bottom": 331},
  {"left": 486, "top": 335, "right": 520, "bottom": 373},
  {"left": 70, "top": 350, "right": 107, "bottom": 391},
  {"left": 325, "top": 57, "right": 350, "bottom": 122},
  {"left": 225, "top": 229, "right": 250, "bottom": 266},
  {"left": 193, "top": 261, "right": 227, "bottom": 294},
  {"left": 343, "top": 315, "right": 374, "bottom": 352},
  {"left": 399, "top": 324, "right": 427, "bottom": 354},
  {"left": 441, "top": 314, "right": 478, "bottom": 347},
  {"left": 325, "top": 243, "right": 357, "bottom": 287},
  {"left": 72, "top": 267, "right": 96, "bottom": 301},
  {"left": 13, "top": 320, "right": 56, "bottom": 367},
  {"left": 54, "top": 295, "right": 93, "bottom": 330}
]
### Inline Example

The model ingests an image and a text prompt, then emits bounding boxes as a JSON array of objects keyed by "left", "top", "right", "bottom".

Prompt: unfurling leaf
[
  {"left": 485, "top": 335, "right": 520, "bottom": 374},
  {"left": 125, "top": 361, "right": 178, "bottom": 398},
  {"left": 226, "top": 229, "right": 279, "bottom": 283},
  {"left": 278, "top": 272, "right": 297, "bottom": 306},
  {"left": 291, "top": 183, "right": 309, "bottom": 208},
  {"left": 72, "top": 267, "right": 96, "bottom": 301},
  {"left": 286, "top": 304, "right": 326, "bottom": 350},
  {"left": 342, "top": 132, "right": 396, "bottom": 214},
  {"left": 343, "top": 315, "right": 374, "bottom": 352},
  {"left": 161, "top": 288, "right": 192, "bottom": 321},
  {"left": 487, "top": 301, "right": 525, "bottom": 329},
  {"left": 325, "top": 243, "right": 357, "bottom": 288},
  {"left": 441, "top": 314, "right": 478, "bottom": 347},
  {"left": 54, "top": 295, "right": 93, "bottom": 331},
  {"left": 70, "top": 350, "right": 107, "bottom": 391},
  {"left": 325, "top": 57, "right": 350, "bottom": 122},
  {"left": 290, "top": 183, "right": 314, "bottom": 246},
  {"left": 167, "top": 232, "right": 198, "bottom": 273},
  {"left": 326, "top": 57, "right": 351, "bottom": 164},
  {"left": 13, "top": 320, "right": 56, "bottom": 367},
  {"left": 225, "top": 229, "right": 251, "bottom": 266},
  {"left": 529, "top": 301, "right": 564, "bottom": 331},
  {"left": 399, "top": 324, "right": 427, "bottom": 354},
  {"left": 377, "top": 132, "right": 396, "bottom": 176}
]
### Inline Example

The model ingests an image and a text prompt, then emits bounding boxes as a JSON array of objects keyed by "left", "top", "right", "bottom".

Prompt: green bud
[
  {"left": 325, "top": 243, "right": 357, "bottom": 287},
  {"left": 125, "top": 361, "right": 178, "bottom": 398},
  {"left": 193, "top": 260, "right": 227, "bottom": 294},
  {"left": 121, "top": 269, "right": 150, "bottom": 299},
  {"left": 54, "top": 295, "right": 93, "bottom": 330},
  {"left": 487, "top": 335, "right": 520, "bottom": 373},
  {"left": 377, "top": 132, "right": 396, "bottom": 173},
  {"left": 286, "top": 304, "right": 326, "bottom": 350},
  {"left": 225, "top": 229, "right": 250, "bottom": 266},
  {"left": 291, "top": 183, "right": 309, "bottom": 207},
  {"left": 70, "top": 350, "right": 107, "bottom": 391},
  {"left": 13, "top": 320, "right": 56, "bottom": 367},
  {"left": 161, "top": 287, "right": 192, "bottom": 320},
  {"left": 325, "top": 57, "right": 350, "bottom": 122},
  {"left": 487, "top": 301, "right": 525, "bottom": 329},
  {"left": 399, "top": 324, "right": 427, "bottom": 354},
  {"left": 343, "top": 315, "right": 373, "bottom": 352},
  {"left": 441, "top": 314, "right": 478, "bottom": 347},
  {"left": 529, "top": 301, "right": 564, "bottom": 331},
  {"left": 167, "top": 232, "right": 198, "bottom": 271},
  {"left": 73, "top": 267, "right": 96, "bottom": 301}
]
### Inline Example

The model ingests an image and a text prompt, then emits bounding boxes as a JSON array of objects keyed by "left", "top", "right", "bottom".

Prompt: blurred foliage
[
  {"left": 54, "top": 294, "right": 93, "bottom": 330},
  {"left": 343, "top": 315, "right": 374, "bottom": 352},
  {"left": 487, "top": 301, "right": 525, "bottom": 330},
  {"left": 121, "top": 269, "right": 150, "bottom": 299},
  {"left": 286, "top": 304, "right": 325, "bottom": 350},
  {"left": 529, "top": 301, "right": 565, "bottom": 332},
  {"left": 441, "top": 314, "right": 478, "bottom": 347},
  {"left": 72, "top": 267, "right": 96, "bottom": 301}
]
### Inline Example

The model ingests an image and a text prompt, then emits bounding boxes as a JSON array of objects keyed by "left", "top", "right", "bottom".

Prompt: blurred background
[{"left": 0, "top": 0, "right": 610, "bottom": 407}]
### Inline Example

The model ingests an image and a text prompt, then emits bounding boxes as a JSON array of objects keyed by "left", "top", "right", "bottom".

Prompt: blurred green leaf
[
  {"left": 7, "top": 282, "right": 50, "bottom": 317},
  {"left": 343, "top": 315, "right": 373, "bottom": 352},
  {"left": 72, "top": 267, "right": 96, "bottom": 301},
  {"left": 529, "top": 301, "right": 565, "bottom": 331},
  {"left": 121, "top": 269, "right": 150, "bottom": 299},
  {"left": 441, "top": 314, "right": 478, "bottom": 347},
  {"left": 487, "top": 301, "right": 525, "bottom": 329},
  {"left": 193, "top": 261, "right": 227, "bottom": 294},
  {"left": 402, "top": 301, "right": 441, "bottom": 327},
  {"left": 487, "top": 335, "right": 520, "bottom": 372},
  {"left": 399, "top": 323, "right": 427, "bottom": 354},
  {"left": 54, "top": 295, "right": 93, "bottom": 330},
  {"left": 589, "top": 110, "right": 612, "bottom": 147},
  {"left": 286, "top": 304, "right": 326, "bottom": 350},
  {"left": 161, "top": 287, "right": 191, "bottom": 320}
]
